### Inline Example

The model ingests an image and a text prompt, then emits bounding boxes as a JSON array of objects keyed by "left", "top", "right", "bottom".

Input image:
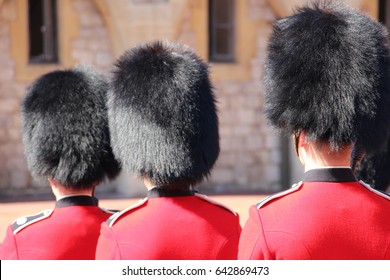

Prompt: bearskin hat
[
  {"left": 264, "top": 1, "right": 390, "bottom": 152},
  {"left": 355, "top": 140, "right": 390, "bottom": 191},
  {"left": 108, "top": 40, "right": 219, "bottom": 186},
  {"left": 21, "top": 65, "right": 121, "bottom": 189}
]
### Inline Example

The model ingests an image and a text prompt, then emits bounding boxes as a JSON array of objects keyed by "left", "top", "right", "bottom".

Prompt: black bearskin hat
[
  {"left": 355, "top": 140, "right": 390, "bottom": 191},
  {"left": 21, "top": 65, "right": 121, "bottom": 188},
  {"left": 264, "top": 1, "right": 390, "bottom": 152},
  {"left": 108, "top": 40, "right": 219, "bottom": 186}
]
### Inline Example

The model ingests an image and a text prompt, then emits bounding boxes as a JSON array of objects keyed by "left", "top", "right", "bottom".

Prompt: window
[
  {"left": 208, "top": 0, "right": 234, "bottom": 62},
  {"left": 379, "top": 0, "right": 390, "bottom": 28},
  {"left": 28, "top": 0, "right": 58, "bottom": 64}
]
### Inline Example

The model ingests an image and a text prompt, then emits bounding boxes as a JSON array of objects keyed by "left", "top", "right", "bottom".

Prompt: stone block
[
  {"left": 210, "top": 167, "right": 234, "bottom": 184},
  {"left": 95, "top": 51, "right": 113, "bottom": 67},
  {"left": 234, "top": 168, "right": 249, "bottom": 185},
  {"left": 245, "top": 136, "right": 264, "bottom": 150},
  {"left": 0, "top": 68, "right": 14, "bottom": 81},
  {"left": 10, "top": 171, "right": 29, "bottom": 189},
  {"left": 0, "top": 98, "right": 19, "bottom": 114},
  {"left": 0, "top": 83, "right": 25, "bottom": 98},
  {"left": 0, "top": 171, "right": 9, "bottom": 188},
  {"left": 219, "top": 125, "right": 233, "bottom": 137},
  {"left": 7, "top": 127, "right": 21, "bottom": 141},
  {"left": 220, "top": 136, "right": 243, "bottom": 152},
  {"left": 269, "top": 149, "right": 282, "bottom": 164},
  {"left": 72, "top": 49, "right": 94, "bottom": 64},
  {"left": 0, "top": 22, "right": 9, "bottom": 37},
  {"left": 219, "top": 109, "right": 237, "bottom": 125},
  {"left": 88, "top": 39, "right": 111, "bottom": 51},
  {"left": 247, "top": 165, "right": 265, "bottom": 185},
  {"left": 237, "top": 109, "right": 257, "bottom": 124},
  {"left": 264, "top": 132, "right": 281, "bottom": 149},
  {"left": 79, "top": 13, "right": 103, "bottom": 27},
  {"left": 0, "top": 36, "right": 9, "bottom": 51},
  {"left": 0, "top": 0, "right": 17, "bottom": 21},
  {"left": 216, "top": 151, "right": 237, "bottom": 167},
  {"left": 232, "top": 124, "right": 252, "bottom": 137},
  {"left": 6, "top": 157, "right": 26, "bottom": 170},
  {"left": 72, "top": 38, "right": 87, "bottom": 49},
  {"left": 264, "top": 165, "right": 280, "bottom": 184},
  {"left": 73, "top": 0, "right": 94, "bottom": 13}
]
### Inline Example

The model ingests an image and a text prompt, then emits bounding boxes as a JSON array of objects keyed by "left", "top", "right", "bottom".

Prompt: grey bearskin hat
[
  {"left": 21, "top": 65, "right": 121, "bottom": 189},
  {"left": 108, "top": 40, "right": 219, "bottom": 186},
  {"left": 264, "top": 1, "right": 390, "bottom": 152}
]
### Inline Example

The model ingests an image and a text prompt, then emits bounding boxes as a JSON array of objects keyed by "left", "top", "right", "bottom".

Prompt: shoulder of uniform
[
  {"left": 11, "top": 209, "right": 53, "bottom": 235},
  {"left": 256, "top": 181, "right": 303, "bottom": 209},
  {"left": 106, "top": 197, "right": 148, "bottom": 227},
  {"left": 359, "top": 180, "right": 390, "bottom": 201},
  {"left": 194, "top": 193, "right": 238, "bottom": 216}
]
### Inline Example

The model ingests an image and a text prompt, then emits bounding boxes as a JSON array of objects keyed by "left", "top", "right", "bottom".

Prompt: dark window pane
[
  {"left": 209, "top": 0, "right": 234, "bottom": 62},
  {"left": 29, "top": 0, "right": 44, "bottom": 59},
  {"left": 28, "top": 0, "right": 58, "bottom": 64},
  {"left": 215, "top": 0, "right": 231, "bottom": 23},
  {"left": 215, "top": 27, "right": 231, "bottom": 56}
]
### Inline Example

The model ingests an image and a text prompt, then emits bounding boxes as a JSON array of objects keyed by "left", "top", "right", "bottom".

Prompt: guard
[
  {"left": 0, "top": 65, "right": 121, "bottom": 259},
  {"left": 238, "top": 1, "right": 390, "bottom": 260},
  {"left": 96, "top": 41, "right": 241, "bottom": 259}
]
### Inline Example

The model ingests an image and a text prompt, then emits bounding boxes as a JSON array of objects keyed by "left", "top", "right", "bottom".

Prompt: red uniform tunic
[
  {"left": 96, "top": 189, "right": 241, "bottom": 259},
  {"left": 238, "top": 168, "right": 390, "bottom": 260},
  {"left": 0, "top": 196, "right": 113, "bottom": 260}
]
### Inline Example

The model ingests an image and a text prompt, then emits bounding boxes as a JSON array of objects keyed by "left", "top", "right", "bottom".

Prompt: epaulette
[
  {"left": 359, "top": 180, "right": 390, "bottom": 201},
  {"left": 256, "top": 181, "right": 303, "bottom": 209},
  {"left": 12, "top": 209, "right": 53, "bottom": 235},
  {"left": 106, "top": 198, "right": 148, "bottom": 227},
  {"left": 194, "top": 193, "right": 237, "bottom": 216}
]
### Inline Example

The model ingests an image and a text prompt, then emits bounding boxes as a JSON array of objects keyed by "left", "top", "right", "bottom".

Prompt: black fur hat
[
  {"left": 108, "top": 40, "right": 219, "bottom": 186},
  {"left": 21, "top": 65, "right": 121, "bottom": 188},
  {"left": 355, "top": 140, "right": 390, "bottom": 191},
  {"left": 264, "top": 1, "right": 390, "bottom": 152}
]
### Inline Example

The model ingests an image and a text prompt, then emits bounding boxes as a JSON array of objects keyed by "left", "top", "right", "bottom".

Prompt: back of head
[
  {"left": 108, "top": 40, "right": 219, "bottom": 186},
  {"left": 22, "top": 65, "right": 121, "bottom": 189},
  {"left": 264, "top": 0, "right": 390, "bottom": 152}
]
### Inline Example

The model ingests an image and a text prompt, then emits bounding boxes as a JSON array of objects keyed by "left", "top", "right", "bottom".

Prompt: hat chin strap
[{"left": 350, "top": 142, "right": 365, "bottom": 172}]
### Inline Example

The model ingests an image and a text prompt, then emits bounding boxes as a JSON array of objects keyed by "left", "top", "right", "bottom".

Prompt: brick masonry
[
  {"left": 0, "top": 0, "right": 285, "bottom": 199},
  {"left": 0, "top": 1, "right": 31, "bottom": 195}
]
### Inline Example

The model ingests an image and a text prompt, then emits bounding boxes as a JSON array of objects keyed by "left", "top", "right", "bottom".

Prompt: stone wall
[
  {"left": 0, "top": 1, "right": 31, "bottom": 197},
  {"left": 71, "top": 0, "right": 114, "bottom": 76},
  {"left": 205, "top": 0, "right": 281, "bottom": 193}
]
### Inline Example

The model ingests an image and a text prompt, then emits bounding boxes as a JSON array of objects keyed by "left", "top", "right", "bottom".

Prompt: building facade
[{"left": 0, "top": 0, "right": 380, "bottom": 198}]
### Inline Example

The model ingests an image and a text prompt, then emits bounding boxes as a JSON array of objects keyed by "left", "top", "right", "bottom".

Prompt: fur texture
[
  {"left": 108, "top": 40, "right": 219, "bottom": 185},
  {"left": 264, "top": 1, "right": 390, "bottom": 152},
  {"left": 356, "top": 141, "right": 390, "bottom": 191},
  {"left": 21, "top": 65, "right": 121, "bottom": 188}
]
